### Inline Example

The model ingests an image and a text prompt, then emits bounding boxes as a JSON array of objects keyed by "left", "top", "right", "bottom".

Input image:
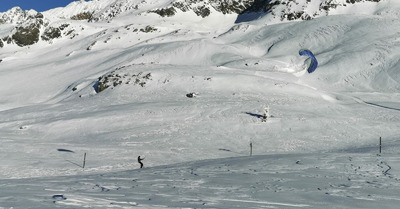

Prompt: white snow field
[{"left": 1, "top": 0, "right": 400, "bottom": 208}]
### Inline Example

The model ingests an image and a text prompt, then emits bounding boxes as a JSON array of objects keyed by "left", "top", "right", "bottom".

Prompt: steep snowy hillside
[{"left": 1, "top": 0, "right": 400, "bottom": 208}]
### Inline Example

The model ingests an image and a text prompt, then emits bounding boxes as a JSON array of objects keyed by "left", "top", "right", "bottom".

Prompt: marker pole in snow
[
  {"left": 250, "top": 142, "right": 253, "bottom": 156},
  {"left": 83, "top": 152, "right": 87, "bottom": 168},
  {"left": 379, "top": 137, "right": 382, "bottom": 154}
]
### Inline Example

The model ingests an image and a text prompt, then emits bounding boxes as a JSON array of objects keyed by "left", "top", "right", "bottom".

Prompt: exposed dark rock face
[
  {"left": 71, "top": 12, "right": 93, "bottom": 20},
  {"left": 140, "top": 26, "right": 158, "bottom": 33},
  {"left": 237, "top": 0, "right": 382, "bottom": 22},
  {"left": 172, "top": 0, "right": 254, "bottom": 15},
  {"left": 97, "top": 69, "right": 152, "bottom": 93},
  {"left": 91, "top": 0, "right": 255, "bottom": 21},
  {"left": 193, "top": 6, "right": 211, "bottom": 17},
  {"left": 1, "top": 7, "right": 47, "bottom": 47},
  {"left": 3, "top": 36, "right": 12, "bottom": 44},
  {"left": 149, "top": 7, "right": 177, "bottom": 17},
  {"left": 41, "top": 24, "right": 71, "bottom": 41},
  {"left": 12, "top": 24, "right": 41, "bottom": 47},
  {"left": 41, "top": 27, "right": 61, "bottom": 41},
  {"left": 0, "top": 7, "right": 76, "bottom": 46}
]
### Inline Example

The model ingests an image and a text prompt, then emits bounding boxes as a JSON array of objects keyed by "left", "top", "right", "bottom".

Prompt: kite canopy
[{"left": 299, "top": 49, "right": 318, "bottom": 73}]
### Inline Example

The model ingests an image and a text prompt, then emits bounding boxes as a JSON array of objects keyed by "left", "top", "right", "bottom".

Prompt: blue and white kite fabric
[{"left": 299, "top": 49, "right": 318, "bottom": 73}]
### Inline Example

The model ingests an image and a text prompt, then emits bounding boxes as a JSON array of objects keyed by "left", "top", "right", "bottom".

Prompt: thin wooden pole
[
  {"left": 379, "top": 137, "right": 382, "bottom": 154},
  {"left": 250, "top": 142, "right": 253, "bottom": 156},
  {"left": 83, "top": 152, "right": 87, "bottom": 168}
]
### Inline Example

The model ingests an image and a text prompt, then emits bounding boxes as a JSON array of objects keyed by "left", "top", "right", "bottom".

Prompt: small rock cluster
[{"left": 96, "top": 69, "right": 152, "bottom": 93}]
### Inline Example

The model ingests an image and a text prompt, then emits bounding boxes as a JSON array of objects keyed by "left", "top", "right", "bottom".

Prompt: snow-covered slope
[
  {"left": 1, "top": 0, "right": 400, "bottom": 208},
  {"left": 2, "top": 152, "right": 400, "bottom": 208}
]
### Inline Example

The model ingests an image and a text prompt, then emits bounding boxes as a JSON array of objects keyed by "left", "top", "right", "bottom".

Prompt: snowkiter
[{"left": 138, "top": 156, "right": 144, "bottom": 168}]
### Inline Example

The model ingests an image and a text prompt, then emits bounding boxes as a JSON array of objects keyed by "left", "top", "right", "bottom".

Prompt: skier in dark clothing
[{"left": 138, "top": 156, "right": 144, "bottom": 168}]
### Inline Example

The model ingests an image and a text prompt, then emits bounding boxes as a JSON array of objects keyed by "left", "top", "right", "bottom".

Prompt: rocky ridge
[{"left": 0, "top": 0, "right": 384, "bottom": 47}]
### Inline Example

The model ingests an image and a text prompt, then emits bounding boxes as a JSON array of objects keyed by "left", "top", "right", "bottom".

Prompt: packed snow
[{"left": 0, "top": 0, "right": 400, "bottom": 208}]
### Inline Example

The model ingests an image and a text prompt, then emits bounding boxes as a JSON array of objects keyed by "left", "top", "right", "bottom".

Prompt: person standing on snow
[{"left": 138, "top": 156, "right": 144, "bottom": 168}]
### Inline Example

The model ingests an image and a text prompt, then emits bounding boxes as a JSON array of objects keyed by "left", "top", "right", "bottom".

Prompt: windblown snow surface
[{"left": 1, "top": 0, "right": 400, "bottom": 208}]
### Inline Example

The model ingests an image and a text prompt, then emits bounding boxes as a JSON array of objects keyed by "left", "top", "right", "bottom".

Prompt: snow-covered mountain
[
  {"left": 1, "top": 0, "right": 400, "bottom": 208},
  {"left": 0, "top": 0, "right": 387, "bottom": 48}
]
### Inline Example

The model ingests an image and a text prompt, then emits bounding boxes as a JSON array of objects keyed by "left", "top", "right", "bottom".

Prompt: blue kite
[{"left": 299, "top": 49, "right": 318, "bottom": 73}]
